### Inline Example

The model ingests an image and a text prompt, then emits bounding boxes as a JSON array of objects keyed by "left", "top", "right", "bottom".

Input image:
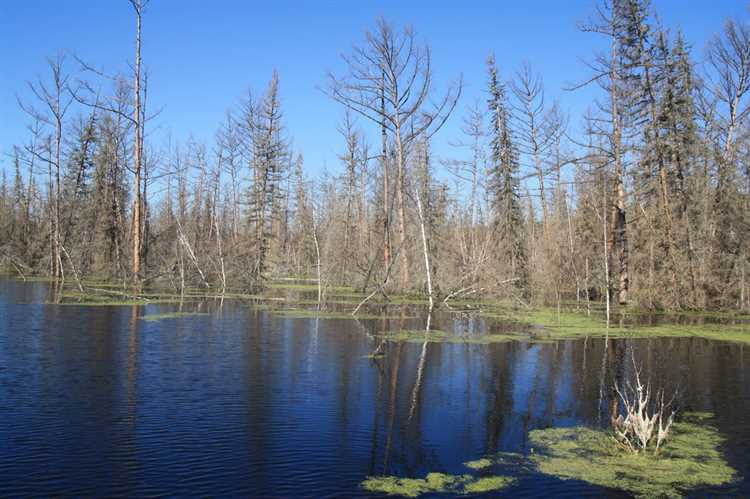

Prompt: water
[{"left": 0, "top": 279, "right": 748, "bottom": 497}]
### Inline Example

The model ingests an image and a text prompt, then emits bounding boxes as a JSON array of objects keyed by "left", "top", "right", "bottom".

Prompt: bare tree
[
  {"left": 18, "top": 54, "right": 74, "bottom": 287},
  {"left": 128, "top": 0, "right": 149, "bottom": 286},
  {"left": 705, "top": 19, "right": 750, "bottom": 304},
  {"left": 327, "top": 18, "right": 462, "bottom": 290}
]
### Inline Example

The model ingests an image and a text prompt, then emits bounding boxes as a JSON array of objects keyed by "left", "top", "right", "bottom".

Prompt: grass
[
  {"left": 140, "top": 312, "right": 209, "bottom": 321},
  {"left": 361, "top": 472, "right": 515, "bottom": 497},
  {"left": 528, "top": 412, "right": 737, "bottom": 498}
]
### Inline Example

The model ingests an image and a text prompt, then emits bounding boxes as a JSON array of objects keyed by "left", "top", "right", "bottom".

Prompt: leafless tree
[{"left": 327, "top": 18, "right": 462, "bottom": 290}]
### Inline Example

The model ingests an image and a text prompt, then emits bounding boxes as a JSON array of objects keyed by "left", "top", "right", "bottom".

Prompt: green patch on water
[
  {"left": 55, "top": 297, "right": 187, "bottom": 306},
  {"left": 528, "top": 412, "right": 737, "bottom": 498},
  {"left": 463, "top": 458, "right": 493, "bottom": 470},
  {"left": 462, "top": 452, "right": 530, "bottom": 471},
  {"left": 361, "top": 472, "right": 515, "bottom": 497},
  {"left": 55, "top": 289, "right": 188, "bottom": 306},
  {"left": 140, "top": 312, "right": 209, "bottom": 321},
  {"left": 377, "top": 329, "right": 527, "bottom": 344},
  {"left": 481, "top": 307, "right": 750, "bottom": 345},
  {"left": 462, "top": 476, "right": 516, "bottom": 494}
]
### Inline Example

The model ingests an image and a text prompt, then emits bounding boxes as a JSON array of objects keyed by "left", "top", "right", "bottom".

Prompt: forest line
[{"left": 1, "top": 0, "right": 749, "bottom": 311}]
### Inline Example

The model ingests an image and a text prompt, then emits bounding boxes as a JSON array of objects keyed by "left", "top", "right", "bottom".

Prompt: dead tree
[
  {"left": 128, "top": 0, "right": 148, "bottom": 286},
  {"left": 575, "top": 0, "right": 633, "bottom": 305},
  {"left": 18, "top": 54, "right": 74, "bottom": 287},
  {"left": 327, "top": 17, "right": 462, "bottom": 290}
]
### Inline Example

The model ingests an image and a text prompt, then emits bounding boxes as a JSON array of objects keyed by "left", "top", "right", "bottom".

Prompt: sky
[{"left": 1, "top": 0, "right": 748, "bottom": 180}]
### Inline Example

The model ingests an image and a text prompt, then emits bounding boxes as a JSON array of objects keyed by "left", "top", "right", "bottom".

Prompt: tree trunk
[
  {"left": 131, "top": 2, "right": 143, "bottom": 286},
  {"left": 394, "top": 123, "right": 410, "bottom": 289}
]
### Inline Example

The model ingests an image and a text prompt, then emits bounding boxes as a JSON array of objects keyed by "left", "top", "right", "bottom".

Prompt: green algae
[
  {"left": 480, "top": 307, "right": 750, "bottom": 345},
  {"left": 361, "top": 473, "right": 457, "bottom": 497},
  {"left": 361, "top": 472, "right": 515, "bottom": 497},
  {"left": 462, "top": 452, "right": 531, "bottom": 472},
  {"left": 55, "top": 298, "right": 186, "bottom": 306},
  {"left": 528, "top": 412, "right": 737, "bottom": 498},
  {"left": 140, "top": 312, "right": 209, "bottom": 321},
  {"left": 56, "top": 289, "right": 190, "bottom": 307},
  {"left": 462, "top": 476, "right": 516, "bottom": 493},
  {"left": 463, "top": 458, "right": 493, "bottom": 470}
]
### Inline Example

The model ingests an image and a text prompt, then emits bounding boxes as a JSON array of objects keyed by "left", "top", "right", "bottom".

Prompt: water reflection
[{"left": 0, "top": 280, "right": 748, "bottom": 497}]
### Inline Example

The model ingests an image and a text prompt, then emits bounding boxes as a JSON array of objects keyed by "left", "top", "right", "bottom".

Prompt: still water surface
[{"left": 0, "top": 279, "right": 748, "bottom": 497}]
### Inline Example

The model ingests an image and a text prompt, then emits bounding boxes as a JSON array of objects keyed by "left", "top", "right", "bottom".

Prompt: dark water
[{"left": 0, "top": 280, "right": 748, "bottom": 497}]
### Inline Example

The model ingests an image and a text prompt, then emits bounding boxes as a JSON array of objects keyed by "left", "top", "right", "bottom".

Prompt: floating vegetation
[
  {"left": 480, "top": 307, "right": 750, "bottom": 345},
  {"left": 361, "top": 472, "right": 515, "bottom": 497},
  {"left": 528, "top": 412, "right": 737, "bottom": 498},
  {"left": 463, "top": 458, "right": 493, "bottom": 470},
  {"left": 56, "top": 298, "right": 186, "bottom": 306},
  {"left": 53, "top": 288, "right": 190, "bottom": 306},
  {"left": 377, "top": 329, "right": 526, "bottom": 344},
  {"left": 462, "top": 476, "right": 516, "bottom": 494},
  {"left": 140, "top": 312, "right": 209, "bottom": 321}
]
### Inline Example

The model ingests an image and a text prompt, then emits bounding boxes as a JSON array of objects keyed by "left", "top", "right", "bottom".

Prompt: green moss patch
[
  {"left": 462, "top": 458, "right": 493, "bottom": 470},
  {"left": 361, "top": 472, "right": 515, "bottom": 497},
  {"left": 528, "top": 413, "right": 737, "bottom": 498},
  {"left": 481, "top": 307, "right": 750, "bottom": 345},
  {"left": 463, "top": 476, "right": 516, "bottom": 494}
]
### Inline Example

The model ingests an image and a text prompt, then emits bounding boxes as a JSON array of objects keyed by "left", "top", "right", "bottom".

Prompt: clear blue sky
[{"left": 1, "top": 0, "right": 747, "bottom": 178}]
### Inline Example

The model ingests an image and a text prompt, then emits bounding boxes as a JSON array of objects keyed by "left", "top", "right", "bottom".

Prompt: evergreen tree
[{"left": 487, "top": 54, "right": 529, "bottom": 297}]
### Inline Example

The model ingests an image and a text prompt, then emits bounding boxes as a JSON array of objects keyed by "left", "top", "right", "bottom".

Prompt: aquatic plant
[
  {"left": 361, "top": 472, "right": 515, "bottom": 497},
  {"left": 463, "top": 458, "right": 493, "bottom": 470},
  {"left": 462, "top": 476, "right": 516, "bottom": 493},
  {"left": 528, "top": 413, "right": 736, "bottom": 498},
  {"left": 481, "top": 307, "right": 750, "bottom": 345}
]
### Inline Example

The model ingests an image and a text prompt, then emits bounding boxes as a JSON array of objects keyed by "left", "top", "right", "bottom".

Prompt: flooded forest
[{"left": 1, "top": 0, "right": 750, "bottom": 497}]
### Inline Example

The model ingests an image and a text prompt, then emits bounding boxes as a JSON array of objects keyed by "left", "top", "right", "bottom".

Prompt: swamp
[{"left": 2, "top": 0, "right": 750, "bottom": 496}]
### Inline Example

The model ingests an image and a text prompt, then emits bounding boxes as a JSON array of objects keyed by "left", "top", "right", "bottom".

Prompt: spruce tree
[{"left": 487, "top": 54, "right": 529, "bottom": 298}]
